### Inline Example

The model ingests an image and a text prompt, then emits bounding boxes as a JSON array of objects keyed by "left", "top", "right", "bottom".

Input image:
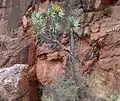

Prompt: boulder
[{"left": 0, "top": 64, "right": 28, "bottom": 101}]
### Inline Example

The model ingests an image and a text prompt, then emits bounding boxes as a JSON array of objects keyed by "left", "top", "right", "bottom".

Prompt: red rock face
[
  {"left": 93, "top": 0, "right": 117, "bottom": 9},
  {"left": 36, "top": 51, "right": 66, "bottom": 85},
  {"left": 102, "top": 0, "right": 117, "bottom": 5},
  {"left": 36, "top": 57, "right": 65, "bottom": 85},
  {"left": 80, "top": 7, "right": 120, "bottom": 98},
  {"left": 26, "top": 28, "right": 38, "bottom": 101},
  {"left": 28, "top": 35, "right": 36, "bottom": 67}
]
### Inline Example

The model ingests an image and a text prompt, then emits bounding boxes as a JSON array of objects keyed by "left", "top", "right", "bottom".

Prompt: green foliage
[
  {"left": 41, "top": 78, "right": 79, "bottom": 101},
  {"left": 67, "top": 16, "right": 80, "bottom": 33},
  {"left": 31, "top": 12, "right": 46, "bottom": 34},
  {"left": 54, "top": 78, "right": 79, "bottom": 101},
  {"left": 110, "top": 95, "right": 117, "bottom": 101},
  {"left": 31, "top": 4, "right": 64, "bottom": 34},
  {"left": 30, "top": 3, "right": 80, "bottom": 39},
  {"left": 42, "top": 94, "right": 54, "bottom": 101},
  {"left": 50, "top": 4, "right": 65, "bottom": 19}
]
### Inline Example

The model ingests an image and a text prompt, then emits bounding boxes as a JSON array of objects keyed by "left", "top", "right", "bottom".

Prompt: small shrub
[
  {"left": 102, "top": 6, "right": 112, "bottom": 17},
  {"left": 110, "top": 95, "right": 117, "bottom": 101},
  {"left": 41, "top": 77, "right": 79, "bottom": 101},
  {"left": 42, "top": 94, "right": 54, "bottom": 101},
  {"left": 30, "top": 3, "right": 80, "bottom": 41}
]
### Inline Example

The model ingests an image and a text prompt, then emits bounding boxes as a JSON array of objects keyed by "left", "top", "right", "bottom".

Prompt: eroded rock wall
[
  {"left": 80, "top": 6, "right": 120, "bottom": 100},
  {"left": 0, "top": 0, "right": 120, "bottom": 101},
  {"left": 0, "top": 0, "right": 31, "bottom": 68}
]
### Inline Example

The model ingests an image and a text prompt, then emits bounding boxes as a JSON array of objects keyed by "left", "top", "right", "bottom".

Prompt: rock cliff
[{"left": 0, "top": 0, "right": 120, "bottom": 101}]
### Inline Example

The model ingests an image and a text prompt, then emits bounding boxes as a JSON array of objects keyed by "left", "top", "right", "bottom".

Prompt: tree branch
[{"left": 35, "top": 33, "right": 72, "bottom": 55}]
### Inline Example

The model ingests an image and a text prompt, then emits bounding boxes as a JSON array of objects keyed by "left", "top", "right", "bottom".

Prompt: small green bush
[
  {"left": 41, "top": 77, "right": 79, "bottom": 101},
  {"left": 110, "top": 95, "right": 117, "bottom": 101},
  {"left": 30, "top": 3, "right": 80, "bottom": 40}
]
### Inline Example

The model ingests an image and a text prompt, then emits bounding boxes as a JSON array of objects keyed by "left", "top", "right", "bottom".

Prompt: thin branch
[{"left": 35, "top": 32, "right": 72, "bottom": 55}]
